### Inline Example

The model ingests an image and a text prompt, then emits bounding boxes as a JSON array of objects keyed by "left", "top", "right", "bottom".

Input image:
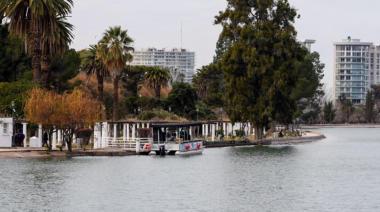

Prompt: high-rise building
[
  {"left": 334, "top": 37, "right": 380, "bottom": 104},
  {"left": 131, "top": 48, "right": 195, "bottom": 83},
  {"left": 303, "top": 39, "right": 316, "bottom": 51}
]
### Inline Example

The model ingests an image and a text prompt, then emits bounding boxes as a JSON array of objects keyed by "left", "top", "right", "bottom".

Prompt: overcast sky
[{"left": 69, "top": 0, "right": 380, "bottom": 96}]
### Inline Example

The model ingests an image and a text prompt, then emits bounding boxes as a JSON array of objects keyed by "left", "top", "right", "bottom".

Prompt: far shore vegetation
[{"left": 0, "top": 0, "right": 378, "bottom": 148}]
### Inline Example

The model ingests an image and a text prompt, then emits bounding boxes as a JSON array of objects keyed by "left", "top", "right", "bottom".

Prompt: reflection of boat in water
[{"left": 149, "top": 122, "right": 204, "bottom": 156}]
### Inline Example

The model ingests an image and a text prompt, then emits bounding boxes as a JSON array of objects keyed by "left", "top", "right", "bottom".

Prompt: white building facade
[
  {"left": 334, "top": 37, "right": 380, "bottom": 104},
  {"left": 131, "top": 48, "right": 195, "bottom": 83}
]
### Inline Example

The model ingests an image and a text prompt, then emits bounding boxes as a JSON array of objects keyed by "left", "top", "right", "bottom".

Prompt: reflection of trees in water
[{"left": 230, "top": 146, "right": 296, "bottom": 157}]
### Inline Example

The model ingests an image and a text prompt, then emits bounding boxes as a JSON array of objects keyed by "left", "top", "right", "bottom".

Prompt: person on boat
[{"left": 167, "top": 132, "right": 175, "bottom": 142}]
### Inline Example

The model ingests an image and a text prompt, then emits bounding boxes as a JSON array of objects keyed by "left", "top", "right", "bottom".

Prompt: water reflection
[{"left": 230, "top": 145, "right": 296, "bottom": 157}]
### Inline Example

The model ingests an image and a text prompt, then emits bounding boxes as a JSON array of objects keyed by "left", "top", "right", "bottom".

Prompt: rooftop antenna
[{"left": 180, "top": 21, "right": 183, "bottom": 49}]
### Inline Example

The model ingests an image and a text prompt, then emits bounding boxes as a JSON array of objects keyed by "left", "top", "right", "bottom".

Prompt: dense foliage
[
  {"left": 0, "top": 81, "right": 35, "bottom": 118},
  {"left": 323, "top": 101, "right": 336, "bottom": 123},
  {"left": 0, "top": 24, "right": 30, "bottom": 82},
  {"left": 0, "top": 0, "right": 74, "bottom": 83},
  {"left": 24, "top": 88, "right": 103, "bottom": 151},
  {"left": 144, "top": 66, "right": 171, "bottom": 99},
  {"left": 192, "top": 64, "right": 224, "bottom": 108},
  {"left": 365, "top": 90, "right": 375, "bottom": 123},
  {"left": 166, "top": 82, "right": 198, "bottom": 119},
  {"left": 215, "top": 0, "right": 313, "bottom": 138},
  {"left": 97, "top": 26, "right": 134, "bottom": 120},
  {"left": 48, "top": 49, "right": 81, "bottom": 92}
]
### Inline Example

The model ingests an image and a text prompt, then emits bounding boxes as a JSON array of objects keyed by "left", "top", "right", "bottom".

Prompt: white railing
[{"left": 103, "top": 137, "right": 152, "bottom": 150}]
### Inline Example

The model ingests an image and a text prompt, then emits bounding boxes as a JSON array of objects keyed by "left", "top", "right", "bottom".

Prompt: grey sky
[{"left": 70, "top": 0, "right": 380, "bottom": 96}]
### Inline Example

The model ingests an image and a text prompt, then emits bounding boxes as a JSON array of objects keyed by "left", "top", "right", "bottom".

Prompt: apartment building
[
  {"left": 131, "top": 48, "right": 195, "bottom": 83},
  {"left": 334, "top": 37, "right": 380, "bottom": 104}
]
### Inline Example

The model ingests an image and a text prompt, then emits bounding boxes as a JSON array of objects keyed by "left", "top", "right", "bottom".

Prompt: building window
[{"left": 2, "top": 123, "right": 8, "bottom": 134}]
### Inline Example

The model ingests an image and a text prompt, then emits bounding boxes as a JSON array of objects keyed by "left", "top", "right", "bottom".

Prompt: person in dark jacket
[
  {"left": 14, "top": 130, "right": 25, "bottom": 147},
  {"left": 42, "top": 132, "right": 49, "bottom": 148}
]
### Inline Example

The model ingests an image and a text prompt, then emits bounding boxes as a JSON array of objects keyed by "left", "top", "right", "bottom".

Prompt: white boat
[{"left": 150, "top": 122, "right": 204, "bottom": 156}]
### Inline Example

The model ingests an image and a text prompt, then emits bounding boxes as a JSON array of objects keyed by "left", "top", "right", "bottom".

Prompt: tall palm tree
[
  {"left": 0, "top": 0, "right": 73, "bottom": 83},
  {"left": 145, "top": 67, "right": 172, "bottom": 99},
  {"left": 97, "top": 26, "right": 134, "bottom": 120},
  {"left": 41, "top": 16, "right": 74, "bottom": 86},
  {"left": 81, "top": 45, "right": 108, "bottom": 102}
]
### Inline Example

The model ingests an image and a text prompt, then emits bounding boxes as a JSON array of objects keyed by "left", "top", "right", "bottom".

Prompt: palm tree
[
  {"left": 0, "top": 0, "right": 73, "bottom": 83},
  {"left": 81, "top": 45, "right": 108, "bottom": 102},
  {"left": 145, "top": 67, "right": 172, "bottom": 99},
  {"left": 41, "top": 16, "right": 74, "bottom": 86},
  {"left": 97, "top": 26, "right": 134, "bottom": 120}
]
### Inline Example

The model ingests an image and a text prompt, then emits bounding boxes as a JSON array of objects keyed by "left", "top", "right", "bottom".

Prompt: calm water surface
[{"left": 1, "top": 128, "right": 380, "bottom": 212}]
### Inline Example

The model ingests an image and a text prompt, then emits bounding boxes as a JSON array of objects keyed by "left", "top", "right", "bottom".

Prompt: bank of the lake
[{"left": 0, "top": 131, "right": 325, "bottom": 159}]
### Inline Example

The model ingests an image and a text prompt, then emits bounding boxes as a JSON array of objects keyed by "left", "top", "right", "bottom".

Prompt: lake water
[{"left": 1, "top": 128, "right": 380, "bottom": 211}]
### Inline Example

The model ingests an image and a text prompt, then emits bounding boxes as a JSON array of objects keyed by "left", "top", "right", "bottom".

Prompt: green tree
[
  {"left": 48, "top": 49, "right": 81, "bottom": 92},
  {"left": 145, "top": 66, "right": 171, "bottom": 99},
  {"left": 0, "top": 0, "right": 73, "bottom": 83},
  {"left": 216, "top": 0, "right": 303, "bottom": 139},
  {"left": 0, "top": 23, "right": 30, "bottom": 82},
  {"left": 365, "top": 90, "right": 375, "bottom": 123},
  {"left": 80, "top": 45, "right": 108, "bottom": 101},
  {"left": 293, "top": 51, "right": 325, "bottom": 124},
  {"left": 192, "top": 64, "right": 224, "bottom": 107},
  {"left": 166, "top": 82, "right": 198, "bottom": 119},
  {"left": 339, "top": 94, "right": 354, "bottom": 123},
  {"left": 97, "top": 26, "right": 134, "bottom": 121},
  {"left": 41, "top": 16, "right": 74, "bottom": 86},
  {"left": 0, "top": 81, "right": 35, "bottom": 117},
  {"left": 123, "top": 65, "right": 147, "bottom": 97},
  {"left": 323, "top": 101, "right": 336, "bottom": 123}
]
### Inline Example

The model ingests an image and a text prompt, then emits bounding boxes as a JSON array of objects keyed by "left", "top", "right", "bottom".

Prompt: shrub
[{"left": 138, "top": 109, "right": 183, "bottom": 121}]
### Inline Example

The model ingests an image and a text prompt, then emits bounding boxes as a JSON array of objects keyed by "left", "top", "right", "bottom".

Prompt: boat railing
[{"left": 104, "top": 137, "right": 153, "bottom": 150}]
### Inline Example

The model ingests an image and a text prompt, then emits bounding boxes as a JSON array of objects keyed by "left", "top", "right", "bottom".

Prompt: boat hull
[{"left": 151, "top": 141, "right": 204, "bottom": 156}]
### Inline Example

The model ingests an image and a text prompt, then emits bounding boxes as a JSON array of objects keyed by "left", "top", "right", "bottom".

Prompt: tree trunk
[
  {"left": 64, "top": 130, "right": 73, "bottom": 153},
  {"left": 112, "top": 76, "right": 120, "bottom": 121},
  {"left": 66, "top": 140, "right": 72, "bottom": 153},
  {"left": 254, "top": 126, "right": 263, "bottom": 141},
  {"left": 41, "top": 55, "right": 50, "bottom": 87},
  {"left": 96, "top": 73, "right": 104, "bottom": 102},
  {"left": 48, "top": 131, "right": 52, "bottom": 152},
  {"left": 31, "top": 25, "right": 41, "bottom": 83},
  {"left": 155, "top": 85, "right": 161, "bottom": 99}
]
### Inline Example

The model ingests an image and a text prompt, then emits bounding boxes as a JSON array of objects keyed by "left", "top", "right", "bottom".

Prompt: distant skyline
[{"left": 69, "top": 0, "right": 380, "bottom": 96}]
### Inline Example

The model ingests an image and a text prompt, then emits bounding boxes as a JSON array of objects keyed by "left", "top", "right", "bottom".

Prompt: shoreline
[
  {"left": 0, "top": 132, "right": 325, "bottom": 159},
  {"left": 205, "top": 132, "right": 325, "bottom": 148},
  {"left": 302, "top": 124, "right": 380, "bottom": 129}
]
